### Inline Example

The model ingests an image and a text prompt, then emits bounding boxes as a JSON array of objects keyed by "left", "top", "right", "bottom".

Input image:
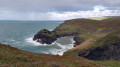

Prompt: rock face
[
  {"left": 33, "top": 29, "right": 57, "bottom": 44},
  {"left": 73, "top": 36, "right": 84, "bottom": 47},
  {"left": 33, "top": 19, "right": 96, "bottom": 45},
  {"left": 34, "top": 17, "right": 120, "bottom": 61},
  {"left": 33, "top": 17, "right": 120, "bottom": 46},
  {"left": 78, "top": 43, "right": 120, "bottom": 61},
  {"left": 33, "top": 29, "right": 79, "bottom": 44}
]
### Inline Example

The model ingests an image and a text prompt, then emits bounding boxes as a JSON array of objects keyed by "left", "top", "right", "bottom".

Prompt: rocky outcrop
[
  {"left": 33, "top": 17, "right": 120, "bottom": 47},
  {"left": 33, "top": 17, "right": 120, "bottom": 62},
  {"left": 33, "top": 29, "right": 57, "bottom": 44},
  {"left": 73, "top": 36, "right": 84, "bottom": 47},
  {"left": 78, "top": 43, "right": 120, "bottom": 61},
  {"left": 33, "top": 29, "right": 80, "bottom": 44}
]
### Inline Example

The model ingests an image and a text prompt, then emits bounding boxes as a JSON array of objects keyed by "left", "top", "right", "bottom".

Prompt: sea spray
[
  {"left": 25, "top": 36, "right": 74, "bottom": 55},
  {"left": 0, "top": 21, "right": 65, "bottom": 56}
]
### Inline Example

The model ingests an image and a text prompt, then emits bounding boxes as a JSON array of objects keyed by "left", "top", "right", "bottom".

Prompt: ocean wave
[
  {"left": 49, "top": 29, "right": 54, "bottom": 31},
  {"left": 25, "top": 37, "right": 56, "bottom": 46},
  {"left": 9, "top": 39, "right": 15, "bottom": 42},
  {"left": 25, "top": 37, "right": 47, "bottom": 46},
  {"left": 49, "top": 38, "right": 74, "bottom": 56},
  {"left": 50, "top": 43, "right": 74, "bottom": 56},
  {"left": 25, "top": 36, "right": 74, "bottom": 56}
]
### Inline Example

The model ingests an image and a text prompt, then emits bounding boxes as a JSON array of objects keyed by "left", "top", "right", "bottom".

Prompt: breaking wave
[{"left": 25, "top": 36, "right": 74, "bottom": 55}]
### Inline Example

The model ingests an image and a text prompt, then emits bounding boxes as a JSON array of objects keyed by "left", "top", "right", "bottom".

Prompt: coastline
[{"left": 26, "top": 36, "right": 74, "bottom": 56}]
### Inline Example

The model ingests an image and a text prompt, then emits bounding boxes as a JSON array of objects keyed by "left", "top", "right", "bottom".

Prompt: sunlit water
[{"left": 0, "top": 21, "right": 74, "bottom": 55}]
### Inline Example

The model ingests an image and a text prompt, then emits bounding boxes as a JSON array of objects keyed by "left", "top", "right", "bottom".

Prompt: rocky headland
[
  {"left": 1, "top": 16, "right": 120, "bottom": 67},
  {"left": 33, "top": 16, "right": 120, "bottom": 61}
]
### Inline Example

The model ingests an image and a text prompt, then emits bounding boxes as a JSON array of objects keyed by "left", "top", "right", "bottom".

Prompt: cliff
[
  {"left": 1, "top": 16, "right": 120, "bottom": 67},
  {"left": 34, "top": 16, "right": 120, "bottom": 46},
  {"left": 64, "top": 29, "right": 120, "bottom": 60},
  {"left": 33, "top": 16, "right": 120, "bottom": 67}
]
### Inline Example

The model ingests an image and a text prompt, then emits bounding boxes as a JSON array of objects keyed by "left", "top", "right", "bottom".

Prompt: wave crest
[{"left": 25, "top": 36, "right": 74, "bottom": 56}]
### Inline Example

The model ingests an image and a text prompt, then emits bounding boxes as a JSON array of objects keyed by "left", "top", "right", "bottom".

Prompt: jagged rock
[
  {"left": 33, "top": 29, "right": 57, "bottom": 44},
  {"left": 78, "top": 43, "right": 120, "bottom": 60},
  {"left": 73, "top": 36, "right": 84, "bottom": 47}
]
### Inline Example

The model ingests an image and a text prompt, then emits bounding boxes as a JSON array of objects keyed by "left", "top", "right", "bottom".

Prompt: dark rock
[
  {"left": 33, "top": 29, "right": 78, "bottom": 44},
  {"left": 78, "top": 43, "right": 120, "bottom": 61},
  {"left": 73, "top": 36, "right": 84, "bottom": 47},
  {"left": 33, "top": 29, "right": 57, "bottom": 44}
]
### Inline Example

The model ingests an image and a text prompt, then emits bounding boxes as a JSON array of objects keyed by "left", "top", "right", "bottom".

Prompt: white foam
[
  {"left": 25, "top": 37, "right": 46, "bottom": 46},
  {"left": 50, "top": 44, "right": 74, "bottom": 56},
  {"left": 25, "top": 37, "right": 56, "bottom": 46},
  {"left": 50, "top": 38, "right": 75, "bottom": 56},
  {"left": 56, "top": 43, "right": 66, "bottom": 49},
  {"left": 25, "top": 36, "right": 75, "bottom": 56},
  {"left": 10, "top": 39, "right": 15, "bottom": 42},
  {"left": 49, "top": 29, "right": 53, "bottom": 31}
]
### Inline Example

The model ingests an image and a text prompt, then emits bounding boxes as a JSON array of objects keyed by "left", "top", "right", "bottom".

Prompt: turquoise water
[{"left": 0, "top": 21, "right": 74, "bottom": 55}]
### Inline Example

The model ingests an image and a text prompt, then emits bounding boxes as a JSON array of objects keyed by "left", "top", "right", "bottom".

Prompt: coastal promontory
[{"left": 34, "top": 16, "right": 120, "bottom": 62}]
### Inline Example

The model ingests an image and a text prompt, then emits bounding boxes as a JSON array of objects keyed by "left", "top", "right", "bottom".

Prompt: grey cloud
[{"left": 0, "top": 0, "right": 120, "bottom": 12}]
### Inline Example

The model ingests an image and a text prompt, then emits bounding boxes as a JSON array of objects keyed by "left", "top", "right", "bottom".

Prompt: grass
[
  {"left": 96, "top": 61, "right": 120, "bottom": 67},
  {"left": 63, "top": 50, "right": 79, "bottom": 57},
  {"left": 63, "top": 29, "right": 120, "bottom": 57},
  {"left": 0, "top": 43, "right": 103, "bottom": 67},
  {"left": 55, "top": 25, "right": 79, "bottom": 35},
  {"left": 63, "top": 28, "right": 120, "bottom": 67},
  {"left": 63, "top": 61, "right": 75, "bottom": 66},
  {"left": 32, "top": 16, "right": 120, "bottom": 67},
  {"left": 87, "top": 17, "right": 110, "bottom": 20},
  {"left": 7, "top": 16, "right": 120, "bottom": 67},
  {"left": 78, "top": 32, "right": 95, "bottom": 40},
  {"left": 89, "top": 29, "right": 120, "bottom": 49}
]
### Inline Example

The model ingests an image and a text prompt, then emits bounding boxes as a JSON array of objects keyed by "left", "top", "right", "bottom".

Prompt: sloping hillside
[
  {"left": 0, "top": 43, "right": 103, "bottom": 67},
  {"left": 33, "top": 16, "right": 120, "bottom": 67},
  {"left": 63, "top": 29, "right": 120, "bottom": 60},
  {"left": 33, "top": 16, "right": 120, "bottom": 46}
]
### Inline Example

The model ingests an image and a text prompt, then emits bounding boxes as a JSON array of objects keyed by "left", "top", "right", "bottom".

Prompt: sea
[{"left": 0, "top": 21, "right": 74, "bottom": 55}]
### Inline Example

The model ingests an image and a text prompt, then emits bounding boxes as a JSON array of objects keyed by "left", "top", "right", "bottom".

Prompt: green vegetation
[
  {"left": 63, "top": 17, "right": 120, "bottom": 61},
  {"left": 63, "top": 61, "right": 75, "bottom": 66},
  {"left": 87, "top": 17, "right": 109, "bottom": 20},
  {"left": 96, "top": 61, "right": 120, "bottom": 67},
  {"left": 63, "top": 50, "right": 79, "bottom": 57},
  {"left": 62, "top": 17, "right": 120, "bottom": 67},
  {"left": 37, "top": 29, "right": 56, "bottom": 37},
  {"left": 64, "top": 29, "right": 120, "bottom": 57},
  {"left": 78, "top": 32, "right": 95, "bottom": 40},
  {"left": 89, "top": 29, "right": 120, "bottom": 49},
  {"left": 0, "top": 43, "right": 102, "bottom": 67},
  {"left": 55, "top": 25, "right": 79, "bottom": 35},
  {"left": 1, "top": 16, "right": 120, "bottom": 67}
]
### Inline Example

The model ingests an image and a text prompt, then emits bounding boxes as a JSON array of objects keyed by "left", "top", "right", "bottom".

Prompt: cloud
[
  {"left": 0, "top": 0, "right": 120, "bottom": 20},
  {"left": 0, "top": 7, "right": 119, "bottom": 20},
  {"left": 0, "top": 0, "right": 120, "bottom": 12}
]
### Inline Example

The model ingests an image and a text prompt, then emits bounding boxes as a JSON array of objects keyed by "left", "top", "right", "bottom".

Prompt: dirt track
[{"left": 69, "top": 33, "right": 108, "bottom": 51}]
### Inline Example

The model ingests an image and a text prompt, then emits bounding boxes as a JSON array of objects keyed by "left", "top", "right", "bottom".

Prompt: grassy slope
[
  {"left": 53, "top": 17, "right": 120, "bottom": 67},
  {"left": 54, "top": 18, "right": 102, "bottom": 40},
  {"left": 0, "top": 43, "right": 103, "bottom": 67},
  {"left": 1, "top": 17, "right": 120, "bottom": 67},
  {"left": 87, "top": 17, "right": 110, "bottom": 20},
  {"left": 96, "top": 61, "right": 120, "bottom": 67},
  {"left": 63, "top": 29, "right": 120, "bottom": 57},
  {"left": 54, "top": 17, "right": 120, "bottom": 57}
]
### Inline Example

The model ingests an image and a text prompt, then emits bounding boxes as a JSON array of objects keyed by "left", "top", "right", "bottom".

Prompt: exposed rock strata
[
  {"left": 33, "top": 17, "right": 120, "bottom": 61},
  {"left": 33, "top": 29, "right": 80, "bottom": 45},
  {"left": 78, "top": 43, "right": 120, "bottom": 61}
]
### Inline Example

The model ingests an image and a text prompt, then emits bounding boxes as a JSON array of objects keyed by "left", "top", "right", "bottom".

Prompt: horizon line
[{"left": 0, "top": 20, "right": 65, "bottom": 22}]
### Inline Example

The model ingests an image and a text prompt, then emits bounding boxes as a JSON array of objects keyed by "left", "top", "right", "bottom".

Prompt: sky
[{"left": 0, "top": 0, "right": 120, "bottom": 20}]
